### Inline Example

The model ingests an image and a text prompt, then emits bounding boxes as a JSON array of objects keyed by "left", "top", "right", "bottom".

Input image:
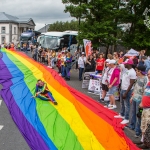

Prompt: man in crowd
[
  {"left": 128, "top": 66, "right": 148, "bottom": 137},
  {"left": 134, "top": 70, "right": 150, "bottom": 149},
  {"left": 78, "top": 52, "right": 86, "bottom": 81},
  {"left": 114, "top": 59, "right": 136, "bottom": 124}
]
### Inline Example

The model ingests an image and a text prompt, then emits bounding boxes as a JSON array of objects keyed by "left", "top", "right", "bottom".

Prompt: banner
[
  {"left": 88, "top": 79, "right": 100, "bottom": 95},
  {"left": 83, "top": 39, "right": 92, "bottom": 57},
  {"left": 82, "top": 72, "right": 95, "bottom": 88}
]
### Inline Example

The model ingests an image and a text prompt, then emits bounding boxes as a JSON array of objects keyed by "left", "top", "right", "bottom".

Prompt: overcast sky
[{"left": 0, "top": 0, "right": 74, "bottom": 30}]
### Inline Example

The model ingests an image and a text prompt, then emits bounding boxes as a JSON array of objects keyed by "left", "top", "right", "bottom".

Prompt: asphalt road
[
  {"left": 0, "top": 50, "right": 148, "bottom": 150},
  {"left": 0, "top": 85, "right": 30, "bottom": 150}
]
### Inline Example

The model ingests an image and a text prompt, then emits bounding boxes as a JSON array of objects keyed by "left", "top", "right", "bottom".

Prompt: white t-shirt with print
[
  {"left": 119, "top": 64, "right": 127, "bottom": 80},
  {"left": 121, "top": 68, "right": 137, "bottom": 90},
  {"left": 107, "top": 68, "right": 115, "bottom": 84},
  {"left": 78, "top": 56, "right": 86, "bottom": 68},
  {"left": 102, "top": 67, "right": 109, "bottom": 84}
]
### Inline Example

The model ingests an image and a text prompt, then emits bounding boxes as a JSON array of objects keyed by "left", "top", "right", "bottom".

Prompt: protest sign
[{"left": 82, "top": 72, "right": 95, "bottom": 88}]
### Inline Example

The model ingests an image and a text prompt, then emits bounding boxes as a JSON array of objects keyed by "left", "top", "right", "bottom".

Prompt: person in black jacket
[{"left": 85, "top": 55, "right": 96, "bottom": 72}]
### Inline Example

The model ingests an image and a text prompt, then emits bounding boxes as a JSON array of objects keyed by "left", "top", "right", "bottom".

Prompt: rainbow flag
[{"left": 0, "top": 49, "right": 139, "bottom": 150}]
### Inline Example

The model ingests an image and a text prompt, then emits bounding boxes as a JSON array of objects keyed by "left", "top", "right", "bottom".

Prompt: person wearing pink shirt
[{"left": 104, "top": 60, "right": 120, "bottom": 109}]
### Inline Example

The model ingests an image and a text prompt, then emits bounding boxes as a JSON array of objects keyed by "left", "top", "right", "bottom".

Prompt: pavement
[{"left": 0, "top": 50, "right": 149, "bottom": 150}]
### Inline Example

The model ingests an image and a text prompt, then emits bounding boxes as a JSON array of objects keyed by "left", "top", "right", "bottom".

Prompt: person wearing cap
[
  {"left": 104, "top": 59, "right": 120, "bottom": 109},
  {"left": 114, "top": 59, "right": 136, "bottom": 124},
  {"left": 128, "top": 65, "right": 148, "bottom": 137},
  {"left": 78, "top": 52, "right": 86, "bottom": 81},
  {"left": 100, "top": 59, "right": 110, "bottom": 102}
]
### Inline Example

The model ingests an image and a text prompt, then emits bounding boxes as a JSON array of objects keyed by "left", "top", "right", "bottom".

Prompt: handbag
[
  {"left": 137, "top": 107, "right": 143, "bottom": 118},
  {"left": 144, "top": 123, "right": 150, "bottom": 148}
]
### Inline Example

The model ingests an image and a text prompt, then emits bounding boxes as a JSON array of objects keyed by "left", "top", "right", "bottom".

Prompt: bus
[{"left": 38, "top": 31, "right": 78, "bottom": 52}]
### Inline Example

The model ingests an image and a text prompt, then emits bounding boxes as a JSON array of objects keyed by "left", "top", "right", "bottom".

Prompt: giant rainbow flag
[{"left": 0, "top": 48, "right": 139, "bottom": 150}]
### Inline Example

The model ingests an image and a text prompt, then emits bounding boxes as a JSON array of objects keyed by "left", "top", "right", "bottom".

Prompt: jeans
[
  {"left": 33, "top": 54, "right": 37, "bottom": 61},
  {"left": 51, "top": 58, "right": 55, "bottom": 68},
  {"left": 108, "top": 86, "right": 117, "bottom": 95},
  {"left": 37, "top": 92, "right": 56, "bottom": 102},
  {"left": 129, "top": 100, "right": 141, "bottom": 135},
  {"left": 79, "top": 68, "right": 84, "bottom": 80},
  {"left": 65, "top": 67, "right": 71, "bottom": 79},
  {"left": 120, "top": 89, "right": 133, "bottom": 120},
  {"left": 61, "top": 65, "right": 66, "bottom": 77}
]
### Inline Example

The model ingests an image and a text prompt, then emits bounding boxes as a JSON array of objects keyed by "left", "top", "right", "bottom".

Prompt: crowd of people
[
  {"left": 31, "top": 46, "right": 150, "bottom": 149},
  {"left": 0, "top": 41, "right": 150, "bottom": 149}
]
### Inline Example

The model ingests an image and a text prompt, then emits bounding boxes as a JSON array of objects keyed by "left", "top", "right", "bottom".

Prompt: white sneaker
[
  {"left": 104, "top": 104, "right": 113, "bottom": 108},
  {"left": 114, "top": 114, "right": 124, "bottom": 119},
  {"left": 120, "top": 119, "right": 129, "bottom": 124},
  {"left": 108, "top": 105, "right": 117, "bottom": 109},
  {"left": 47, "top": 66, "right": 51, "bottom": 68}
]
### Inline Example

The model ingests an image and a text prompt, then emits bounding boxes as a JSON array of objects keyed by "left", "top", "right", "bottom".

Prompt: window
[
  {"left": 14, "top": 27, "right": 16, "bottom": 34},
  {"left": 1, "top": 36, "right": 5, "bottom": 44},
  {"left": 1, "top": 27, "right": 6, "bottom": 34}
]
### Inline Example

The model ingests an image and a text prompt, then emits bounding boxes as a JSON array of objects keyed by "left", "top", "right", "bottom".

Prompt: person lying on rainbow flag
[{"left": 33, "top": 79, "right": 58, "bottom": 105}]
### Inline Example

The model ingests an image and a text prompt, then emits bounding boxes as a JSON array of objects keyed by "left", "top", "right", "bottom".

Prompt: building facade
[{"left": 0, "top": 12, "right": 36, "bottom": 44}]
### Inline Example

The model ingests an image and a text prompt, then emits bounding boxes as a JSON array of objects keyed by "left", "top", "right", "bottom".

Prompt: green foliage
[
  {"left": 62, "top": 0, "right": 150, "bottom": 51},
  {"left": 48, "top": 20, "right": 79, "bottom": 32}
]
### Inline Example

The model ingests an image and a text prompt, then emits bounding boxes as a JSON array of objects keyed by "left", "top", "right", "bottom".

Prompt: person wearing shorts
[
  {"left": 100, "top": 59, "right": 110, "bottom": 102},
  {"left": 104, "top": 59, "right": 120, "bottom": 109}
]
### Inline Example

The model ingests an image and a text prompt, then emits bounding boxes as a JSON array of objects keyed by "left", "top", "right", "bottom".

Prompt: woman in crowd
[
  {"left": 78, "top": 52, "right": 86, "bottom": 81},
  {"left": 65, "top": 52, "right": 72, "bottom": 80},
  {"left": 113, "top": 52, "right": 120, "bottom": 64},
  {"left": 107, "top": 54, "right": 113, "bottom": 60},
  {"left": 95, "top": 54, "right": 105, "bottom": 73},
  {"left": 61, "top": 51, "right": 66, "bottom": 77},
  {"left": 138, "top": 50, "right": 145, "bottom": 66},
  {"left": 50, "top": 50, "right": 56, "bottom": 69},
  {"left": 56, "top": 50, "right": 62, "bottom": 74},
  {"left": 85, "top": 55, "right": 95, "bottom": 72},
  {"left": 104, "top": 60, "right": 120, "bottom": 109},
  {"left": 99, "top": 59, "right": 110, "bottom": 102}
]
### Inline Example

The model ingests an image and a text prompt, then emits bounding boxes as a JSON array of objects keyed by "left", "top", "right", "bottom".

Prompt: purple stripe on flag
[{"left": 0, "top": 59, "right": 49, "bottom": 150}]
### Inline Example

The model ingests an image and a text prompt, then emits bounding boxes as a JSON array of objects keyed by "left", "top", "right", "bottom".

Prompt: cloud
[{"left": 0, "top": 0, "right": 74, "bottom": 30}]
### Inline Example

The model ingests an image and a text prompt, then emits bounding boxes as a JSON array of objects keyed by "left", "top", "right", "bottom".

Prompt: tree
[
  {"left": 62, "top": 0, "right": 124, "bottom": 55},
  {"left": 62, "top": 0, "right": 150, "bottom": 53},
  {"left": 120, "top": 0, "right": 150, "bottom": 51},
  {"left": 48, "top": 20, "right": 79, "bottom": 32}
]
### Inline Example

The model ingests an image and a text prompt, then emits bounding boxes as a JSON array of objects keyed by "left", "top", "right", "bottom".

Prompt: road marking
[
  {"left": 0, "top": 100, "right": 2, "bottom": 106},
  {"left": 0, "top": 125, "right": 3, "bottom": 130},
  {"left": 0, "top": 100, "right": 4, "bottom": 131}
]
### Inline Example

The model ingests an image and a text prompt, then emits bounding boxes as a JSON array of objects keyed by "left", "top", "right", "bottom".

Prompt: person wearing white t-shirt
[
  {"left": 114, "top": 59, "right": 136, "bottom": 124},
  {"left": 78, "top": 52, "right": 86, "bottom": 81},
  {"left": 100, "top": 59, "right": 110, "bottom": 102}
]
